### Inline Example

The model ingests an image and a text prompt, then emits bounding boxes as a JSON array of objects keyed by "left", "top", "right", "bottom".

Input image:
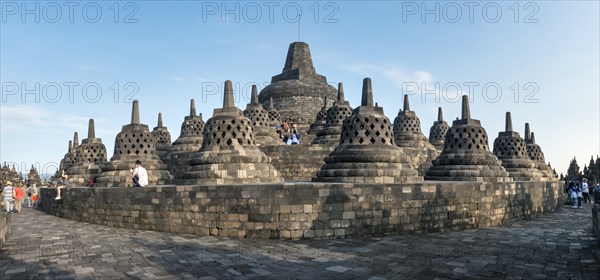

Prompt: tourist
[
  {"left": 26, "top": 184, "right": 32, "bottom": 208},
  {"left": 3, "top": 181, "right": 15, "bottom": 213},
  {"left": 131, "top": 160, "right": 149, "bottom": 187},
  {"left": 581, "top": 178, "right": 590, "bottom": 203},
  {"left": 14, "top": 184, "right": 24, "bottom": 213},
  {"left": 31, "top": 184, "right": 39, "bottom": 208},
  {"left": 569, "top": 182, "right": 579, "bottom": 208},
  {"left": 56, "top": 169, "right": 68, "bottom": 200},
  {"left": 89, "top": 177, "right": 94, "bottom": 187}
]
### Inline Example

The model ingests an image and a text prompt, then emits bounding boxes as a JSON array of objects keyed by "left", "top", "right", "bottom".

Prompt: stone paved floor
[{"left": 0, "top": 204, "right": 599, "bottom": 280}]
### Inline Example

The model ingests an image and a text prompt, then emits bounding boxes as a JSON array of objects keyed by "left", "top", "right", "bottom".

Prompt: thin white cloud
[
  {"left": 348, "top": 64, "right": 432, "bottom": 88},
  {"left": 169, "top": 76, "right": 184, "bottom": 81},
  {"left": 0, "top": 105, "right": 88, "bottom": 133}
]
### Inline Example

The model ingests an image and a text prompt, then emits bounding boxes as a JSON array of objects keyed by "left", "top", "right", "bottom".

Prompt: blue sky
[{"left": 1, "top": 1, "right": 598, "bottom": 176}]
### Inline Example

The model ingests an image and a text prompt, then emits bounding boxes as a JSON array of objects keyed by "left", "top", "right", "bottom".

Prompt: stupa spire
[
  {"left": 530, "top": 132, "right": 536, "bottom": 144},
  {"left": 131, "top": 100, "right": 140, "bottom": 124},
  {"left": 68, "top": 140, "right": 72, "bottom": 152},
  {"left": 403, "top": 94, "right": 410, "bottom": 111},
  {"left": 157, "top": 113, "right": 164, "bottom": 128},
  {"left": 190, "top": 99, "right": 196, "bottom": 116},
  {"left": 251, "top": 85, "right": 259, "bottom": 104},
  {"left": 524, "top": 123, "right": 531, "bottom": 142},
  {"left": 337, "top": 83, "right": 345, "bottom": 102},
  {"left": 88, "top": 119, "right": 96, "bottom": 139},
  {"left": 362, "top": 78, "right": 373, "bottom": 107},
  {"left": 437, "top": 107, "right": 443, "bottom": 122},
  {"left": 223, "top": 80, "right": 234, "bottom": 108},
  {"left": 281, "top": 42, "right": 316, "bottom": 76},
  {"left": 461, "top": 95, "right": 470, "bottom": 120},
  {"left": 505, "top": 112, "right": 513, "bottom": 132},
  {"left": 73, "top": 132, "right": 79, "bottom": 148},
  {"left": 269, "top": 97, "right": 274, "bottom": 109},
  {"left": 322, "top": 96, "right": 328, "bottom": 109}
]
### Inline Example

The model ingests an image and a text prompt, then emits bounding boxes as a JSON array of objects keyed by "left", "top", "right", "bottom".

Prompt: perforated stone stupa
[
  {"left": 492, "top": 113, "right": 543, "bottom": 181},
  {"left": 266, "top": 97, "right": 281, "bottom": 127},
  {"left": 166, "top": 99, "right": 205, "bottom": 179},
  {"left": 26, "top": 165, "right": 41, "bottom": 186},
  {"left": 258, "top": 42, "right": 337, "bottom": 130},
  {"left": 428, "top": 107, "right": 449, "bottom": 150},
  {"left": 69, "top": 119, "right": 108, "bottom": 185},
  {"left": 311, "top": 83, "right": 352, "bottom": 146},
  {"left": 181, "top": 80, "right": 283, "bottom": 184},
  {"left": 244, "top": 85, "right": 282, "bottom": 146},
  {"left": 96, "top": 100, "right": 173, "bottom": 187},
  {"left": 425, "top": 95, "right": 510, "bottom": 182},
  {"left": 524, "top": 123, "right": 556, "bottom": 180},
  {"left": 151, "top": 113, "right": 172, "bottom": 162},
  {"left": 64, "top": 132, "right": 79, "bottom": 174},
  {"left": 303, "top": 96, "right": 329, "bottom": 144},
  {"left": 314, "top": 78, "right": 421, "bottom": 183}
]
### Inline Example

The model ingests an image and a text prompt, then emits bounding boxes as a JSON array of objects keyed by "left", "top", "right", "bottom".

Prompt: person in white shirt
[
  {"left": 131, "top": 160, "right": 149, "bottom": 187},
  {"left": 581, "top": 178, "right": 590, "bottom": 203}
]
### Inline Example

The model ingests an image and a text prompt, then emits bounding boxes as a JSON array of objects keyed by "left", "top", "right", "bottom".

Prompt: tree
[{"left": 566, "top": 157, "right": 580, "bottom": 182}]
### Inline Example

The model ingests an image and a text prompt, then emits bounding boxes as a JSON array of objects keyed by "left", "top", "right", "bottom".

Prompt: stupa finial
[
  {"left": 461, "top": 95, "right": 470, "bottom": 120},
  {"left": 437, "top": 107, "right": 443, "bottom": 122},
  {"left": 505, "top": 112, "right": 513, "bottom": 132},
  {"left": 190, "top": 99, "right": 196, "bottom": 116},
  {"left": 88, "top": 119, "right": 95, "bottom": 139},
  {"left": 269, "top": 97, "right": 274, "bottom": 109},
  {"left": 131, "top": 100, "right": 140, "bottom": 124},
  {"left": 223, "top": 80, "right": 234, "bottom": 108},
  {"left": 68, "top": 140, "right": 72, "bottom": 152},
  {"left": 403, "top": 94, "right": 410, "bottom": 111},
  {"left": 322, "top": 96, "right": 328, "bottom": 109},
  {"left": 157, "top": 113, "right": 163, "bottom": 128},
  {"left": 73, "top": 132, "right": 79, "bottom": 148},
  {"left": 524, "top": 123, "right": 531, "bottom": 141},
  {"left": 530, "top": 132, "right": 536, "bottom": 144},
  {"left": 337, "top": 83, "right": 345, "bottom": 102},
  {"left": 251, "top": 85, "right": 259, "bottom": 104},
  {"left": 361, "top": 78, "right": 373, "bottom": 107}
]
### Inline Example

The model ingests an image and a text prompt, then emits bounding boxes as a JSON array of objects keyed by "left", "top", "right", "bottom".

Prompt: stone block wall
[
  {"left": 0, "top": 212, "right": 11, "bottom": 249},
  {"left": 40, "top": 180, "right": 562, "bottom": 239},
  {"left": 261, "top": 144, "right": 334, "bottom": 181},
  {"left": 593, "top": 204, "right": 600, "bottom": 239}
]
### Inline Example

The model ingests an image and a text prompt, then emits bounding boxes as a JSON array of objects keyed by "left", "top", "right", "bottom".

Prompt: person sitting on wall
[
  {"left": 130, "top": 160, "right": 149, "bottom": 188},
  {"left": 55, "top": 169, "right": 68, "bottom": 200}
]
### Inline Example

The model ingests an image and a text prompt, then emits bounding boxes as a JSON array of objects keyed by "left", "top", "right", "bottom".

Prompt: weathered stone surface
[
  {"left": 311, "top": 83, "right": 352, "bottom": 146},
  {"left": 524, "top": 123, "right": 556, "bottom": 180},
  {"left": 244, "top": 85, "right": 282, "bottom": 146},
  {"left": 258, "top": 42, "right": 336, "bottom": 131},
  {"left": 166, "top": 99, "right": 205, "bottom": 179},
  {"left": 493, "top": 113, "right": 545, "bottom": 181},
  {"left": 593, "top": 204, "right": 600, "bottom": 239},
  {"left": 261, "top": 144, "right": 334, "bottom": 181},
  {"left": 96, "top": 100, "right": 173, "bottom": 187},
  {"left": 38, "top": 180, "right": 564, "bottom": 240},
  {"left": 69, "top": 119, "right": 108, "bottom": 185},
  {"left": 0, "top": 212, "right": 10, "bottom": 249},
  {"left": 428, "top": 107, "right": 449, "bottom": 150},
  {"left": 425, "top": 95, "right": 511, "bottom": 182},
  {"left": 180, "top": 80, "right": 283, "bottom": 184},
  {"left": 151, "top": 112, "right": 172, "bottom": 162},
  {"left": 314, "top": 78, "right": 421, "bottom": 183}
]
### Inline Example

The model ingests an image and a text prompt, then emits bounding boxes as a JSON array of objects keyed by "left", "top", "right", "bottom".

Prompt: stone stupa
[
  {"left": 492, "top": 113, "right": 543, "bottom": 181},
  {"left": 314, "top": 78, "right": 421, "bottom": 183},
  {"left": 392, "top": 95, "right": 440, "bottom": 175},
  {"left": 69, "top": 119, "right": 108, "bottom": 185},
  {"left": 524, "top": 123, "right": 556, "bottom": 180},
  {"left": 428, "top": 107, "right": 449, "bottom": 151},
  {"left": 96, "top": 100, "right": 173, "bottom": 187},
  {"left": 303, "top": 96, "right": 330, "bottom": 144},
  {"left": 244, "top": 85, "right": 282, "bottom": 146},
  {"left": 266, "top": 97, "right": 281, "bottom": 127},
  {"left": 181, "top": 80, "right": 283, "bottom": 184},
  {"left": 166, "top": 99, "right": 205, "bottom": 179},
  {"left": 311, "top": 83, "right": 352, "bottom": 146},
  {"left": 151, "top": 112, "right": 172, "bottom": 162},
  {"left": 425, "top": 95, "right": 510, "bottom": 182},
  {"left": 26, "top": 165, "right": 41, "bottom": 186},
  {"left": 258, "top": 42, "right": 336, "bottom": 131}
]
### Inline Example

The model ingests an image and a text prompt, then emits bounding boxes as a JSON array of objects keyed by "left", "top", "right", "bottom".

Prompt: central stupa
[{"left": 258, "top": 42, "right": 336, "bottom": 130}]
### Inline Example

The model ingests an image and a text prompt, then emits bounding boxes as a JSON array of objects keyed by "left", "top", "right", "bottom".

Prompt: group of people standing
[
  {"left": 567, "top": 178, "right": 597, "bottom": 208},
  {"left": 276, "top": 117, "right": 301, "bottom": 145},
  {"left": 1, "top": 180, "right": 39, "bottom": 214}
]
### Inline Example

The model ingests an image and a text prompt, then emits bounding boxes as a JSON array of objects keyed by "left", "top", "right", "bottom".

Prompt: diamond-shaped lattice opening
[
  {"left": 370, "top": 138, "right": 376, "bottom": 144},
  {"left": 226, "top": 139, "right": 233, "bottom": 145},
  {"left": 135, "top": 150, "right": 140, "bottom": 155},
  {"left": 359, "top": 138, "right": 365, "bottom": 144},
  {"left": 365, "top": 131, "right": 371, "bottom": 137},
  {"left": 375, "top": 131, "right": 381, "bottom": 137}
]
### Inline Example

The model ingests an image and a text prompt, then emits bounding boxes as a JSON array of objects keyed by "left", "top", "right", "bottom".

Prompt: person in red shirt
[{"left": 14, "top": 184, "right": 24, "bottom": 213}]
